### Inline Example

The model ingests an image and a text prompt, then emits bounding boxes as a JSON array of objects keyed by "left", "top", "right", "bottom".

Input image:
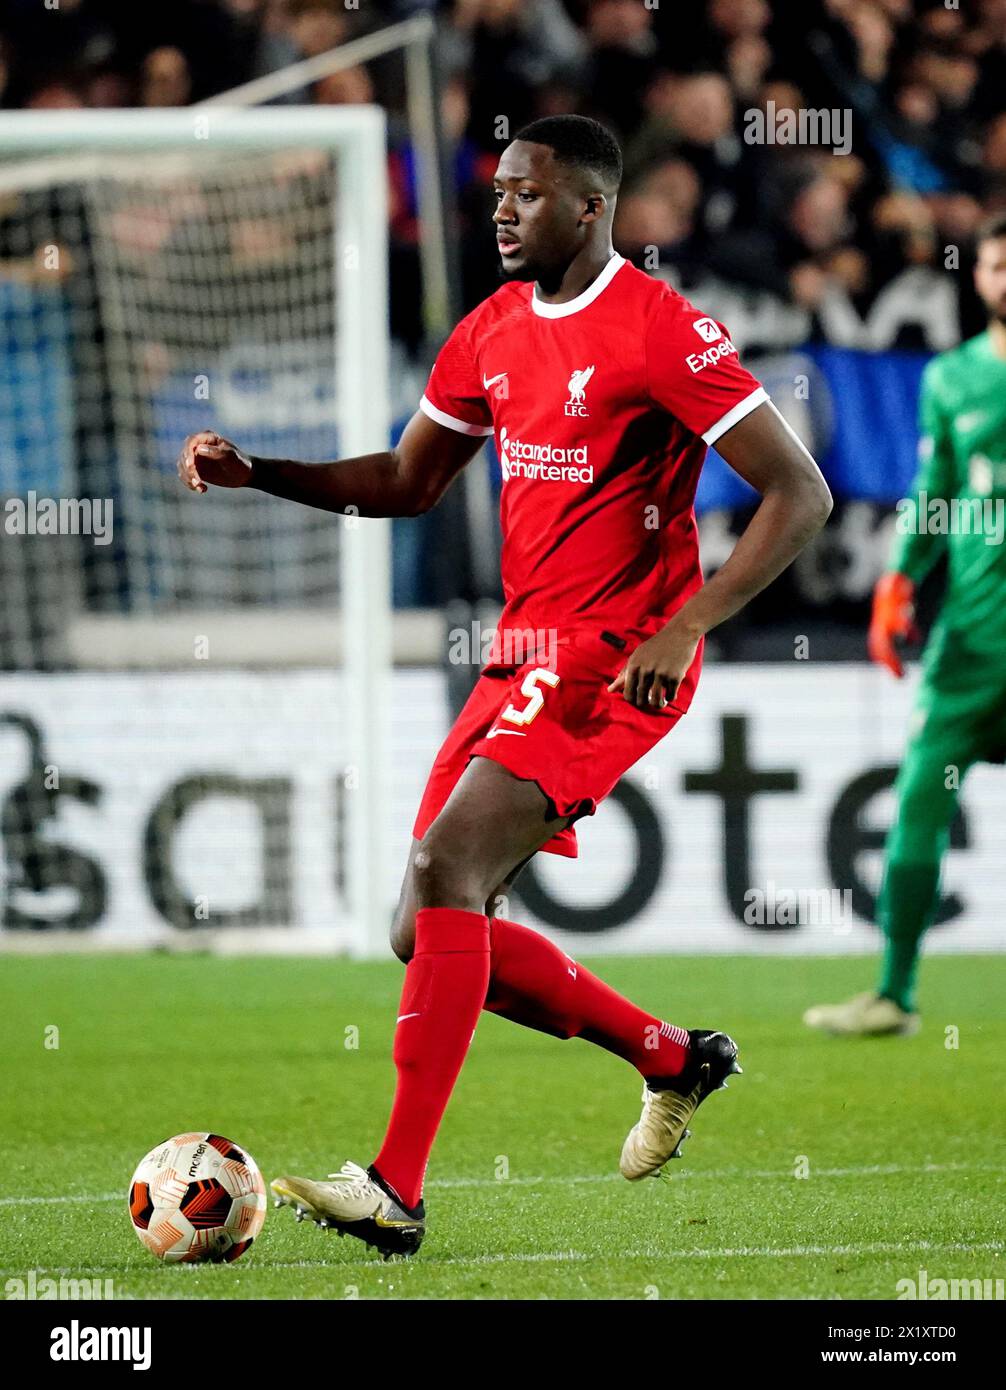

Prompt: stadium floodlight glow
[{"left": 0, "top": 106, "right": 391, "bottom": 957}]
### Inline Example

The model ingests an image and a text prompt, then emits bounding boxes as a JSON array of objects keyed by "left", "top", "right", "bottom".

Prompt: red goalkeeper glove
[{"left": 868, "top": 572, "right": 919, "bottom": 679}]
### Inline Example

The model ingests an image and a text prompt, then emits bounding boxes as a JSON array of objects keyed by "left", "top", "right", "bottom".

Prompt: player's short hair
[
  {"left": 513, "top": 115, "right": 623, "bottom": 192},
  {"left": 976, "top": 212, "right": 1006, "bottom": 249}
]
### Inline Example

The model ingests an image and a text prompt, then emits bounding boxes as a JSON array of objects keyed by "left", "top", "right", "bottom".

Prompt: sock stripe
[{"left": 659, "top": 1021, "right": 690, "bottom": 1048}]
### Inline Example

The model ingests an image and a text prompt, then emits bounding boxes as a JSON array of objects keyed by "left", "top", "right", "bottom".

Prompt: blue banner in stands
[{"left": 696, "top": 345, "right": 930, "bottom": 514}]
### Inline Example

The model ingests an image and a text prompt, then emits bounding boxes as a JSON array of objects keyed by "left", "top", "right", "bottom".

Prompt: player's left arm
[{"left": 610, "top": 401, "right": 832, "bottom": 709}]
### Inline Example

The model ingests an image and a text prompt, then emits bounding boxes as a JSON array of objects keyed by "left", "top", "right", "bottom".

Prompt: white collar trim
[{"left": 531, "top": 253, "right": 626, "bottom": 319}]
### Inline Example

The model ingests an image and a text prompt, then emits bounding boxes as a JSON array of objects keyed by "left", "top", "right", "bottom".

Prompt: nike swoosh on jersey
[
  {"left": 483, "top": 372, "right": 508, "bottom": 389},
  {"left": 396, "top": 1012, "right": 422, "bottom": 1023},
  {"left": 485, "top": 728, "right": 526, "bottom": 738}
]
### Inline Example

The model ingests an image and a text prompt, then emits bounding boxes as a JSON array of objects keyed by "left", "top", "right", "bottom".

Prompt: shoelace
[{"left": 322, "top": 1160, "right": 375, "bottom": 1198}]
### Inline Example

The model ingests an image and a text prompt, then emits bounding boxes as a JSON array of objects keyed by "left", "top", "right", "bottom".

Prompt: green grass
[{"left": 1, "top": 954, "right": 1003, "bottom": 1300}]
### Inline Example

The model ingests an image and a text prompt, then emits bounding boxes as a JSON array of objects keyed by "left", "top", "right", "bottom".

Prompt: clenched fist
[{"left": 177, "top": 431, "right": 253, "bottom": 493}]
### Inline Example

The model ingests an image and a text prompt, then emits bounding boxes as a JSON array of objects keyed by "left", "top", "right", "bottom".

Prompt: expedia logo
[
  {"left": 498, "top": 426, "right": 592, "bottom": 484},
  {"left": 686, "top": 338, "right": 738, "bottom": 374},
  {"left": 693, "top": 317, "right": 722, "bottom": 343}
]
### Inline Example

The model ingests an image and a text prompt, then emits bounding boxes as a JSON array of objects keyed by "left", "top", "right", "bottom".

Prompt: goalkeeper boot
[
  {"left": 270, "top": 1161, "right": 425, "bottom": 1259},
  {"left": 619, "top": 1029, "right": 741, "bottom": 1180},
  {"left": 803, "top": 992, "right": 920, "bottom": 1037}
]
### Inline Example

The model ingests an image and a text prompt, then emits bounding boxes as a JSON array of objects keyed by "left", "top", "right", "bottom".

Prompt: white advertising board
[{"left": 1, "top": 666, "right": 1003, "bottom": 955}]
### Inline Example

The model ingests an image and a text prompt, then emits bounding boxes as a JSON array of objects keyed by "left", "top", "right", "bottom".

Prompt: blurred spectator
[
  {"left": 583, "top": 0, "right": 658, "bottom": 134},
  {"left": 626, "top": 72, "right": 754, "bottom": 230},
  {"left": 2, "top": 0, "right": 1006, "bottom": 345},
  {"left": 141, "top": 48, "right": 192, "bottom": 109},
  {"left": 313, "top": 66, "right": 375, "bottom": 106},
  {"left": 287, "top": 0, "right": 351, "bottom": 59},
  {"left": 25, "top": 82, "right": 86, "bottom": 111},
  {"left": 448, "top": 0, "right": 588, "bottom": 151}
]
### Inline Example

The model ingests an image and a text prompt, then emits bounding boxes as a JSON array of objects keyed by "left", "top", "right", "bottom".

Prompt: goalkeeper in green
[{"left": 805, "top": 214, "right": 1006, "bottom": 1037}]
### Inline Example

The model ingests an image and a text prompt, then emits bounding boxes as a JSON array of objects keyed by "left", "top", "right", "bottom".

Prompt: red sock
[
  {"left": 485, "top": 918, "right": 689, "bottom": 1081},
  {"left": 373, "top": 907, "right": 490, "bottom": 1210}
]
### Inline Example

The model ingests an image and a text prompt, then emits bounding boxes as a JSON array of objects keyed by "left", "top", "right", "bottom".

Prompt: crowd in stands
[{"left": 3, "top": 0, "right": 1004, "bottom": 339}]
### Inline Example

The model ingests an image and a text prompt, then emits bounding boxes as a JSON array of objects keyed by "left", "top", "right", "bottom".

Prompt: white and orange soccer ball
[{"left": 128, "top": 1133, "right": 267, "bottom": 1264}]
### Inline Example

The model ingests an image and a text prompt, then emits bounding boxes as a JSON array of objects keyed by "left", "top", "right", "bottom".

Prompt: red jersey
[{"left": 420, "top": 254, "right": 766, "bottom": 673}]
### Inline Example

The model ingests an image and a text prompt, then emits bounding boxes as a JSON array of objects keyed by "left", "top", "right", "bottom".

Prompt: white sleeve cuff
[
  {"left": 420, "top": 394, "right": 494, "bottom": 437},
  {"left": 702, "top": 387, "right": 769, "bottom": 446}
]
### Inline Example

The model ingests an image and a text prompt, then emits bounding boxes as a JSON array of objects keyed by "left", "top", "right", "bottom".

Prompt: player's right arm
[
  {"left": 179, "top": 308, "right": 493, "bottom": 516},
  {"left": 869, "top": 358, "right": 954, "bottom": 677},
  {"left": 176, "top": 409, "right": 484, "bottom": 518}
]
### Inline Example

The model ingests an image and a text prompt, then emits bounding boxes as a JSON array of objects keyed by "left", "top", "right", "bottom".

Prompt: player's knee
[
  {"left": 388, "top": 908, "right": 415, "bottom": 964},
  {"left": 412, "top": 829, "right": 488, "bottom": 911}
]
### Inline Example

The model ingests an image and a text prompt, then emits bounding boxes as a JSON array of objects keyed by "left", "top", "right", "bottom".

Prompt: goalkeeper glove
[{"left": 868, "top": 571, "right": 919, "bottom": 679}]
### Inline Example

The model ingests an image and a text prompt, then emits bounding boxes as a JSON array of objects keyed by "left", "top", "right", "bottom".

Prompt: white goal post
[{"left": 0, "top": 106, "right": 391, "bottom": 956}]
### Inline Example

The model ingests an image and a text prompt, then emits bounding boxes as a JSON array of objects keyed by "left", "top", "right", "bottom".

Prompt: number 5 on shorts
[{"left": 500, "top": 668, "right": 561, "bottom": 727}]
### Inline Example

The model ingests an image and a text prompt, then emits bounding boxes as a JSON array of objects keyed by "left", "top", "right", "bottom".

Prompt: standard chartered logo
[{"left": 498, "top": 426, "right": 593, "bottom": 484}]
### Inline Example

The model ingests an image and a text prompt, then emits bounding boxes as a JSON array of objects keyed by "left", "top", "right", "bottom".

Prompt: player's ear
[{"left": 581, "top": 193, "right": 607, "bottom": 223}]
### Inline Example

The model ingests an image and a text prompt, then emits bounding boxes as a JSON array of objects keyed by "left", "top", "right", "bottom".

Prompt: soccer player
[
  {"left": 178, "top": 116, "right": 832, "bottom": 1256},
  {"left": 805, "top": 214, "right": 1006, "bottom": 1039}
]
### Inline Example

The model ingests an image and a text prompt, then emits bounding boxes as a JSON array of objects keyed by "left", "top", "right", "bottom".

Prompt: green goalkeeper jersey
[{"left": 890, "top": 329, "right": 1006, "bottom": 664}]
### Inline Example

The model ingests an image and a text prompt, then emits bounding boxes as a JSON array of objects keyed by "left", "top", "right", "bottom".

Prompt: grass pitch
[{"left": 1, "top": 953, "right": 1003, "bottom": 1300}]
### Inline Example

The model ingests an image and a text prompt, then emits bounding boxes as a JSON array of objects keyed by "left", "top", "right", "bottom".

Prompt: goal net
[{"left": 0, "top": 108, "right": 391, "bottom": 954}]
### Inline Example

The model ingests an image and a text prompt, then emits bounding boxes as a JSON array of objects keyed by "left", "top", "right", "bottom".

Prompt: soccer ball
[{"left": 128, "top": 1132, "right": 267, "bottom": 1264}]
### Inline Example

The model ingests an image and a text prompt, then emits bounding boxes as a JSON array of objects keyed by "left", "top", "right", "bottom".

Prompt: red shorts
[{"left": 413, "top": 628, "right": 700, "bottom": 858}]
